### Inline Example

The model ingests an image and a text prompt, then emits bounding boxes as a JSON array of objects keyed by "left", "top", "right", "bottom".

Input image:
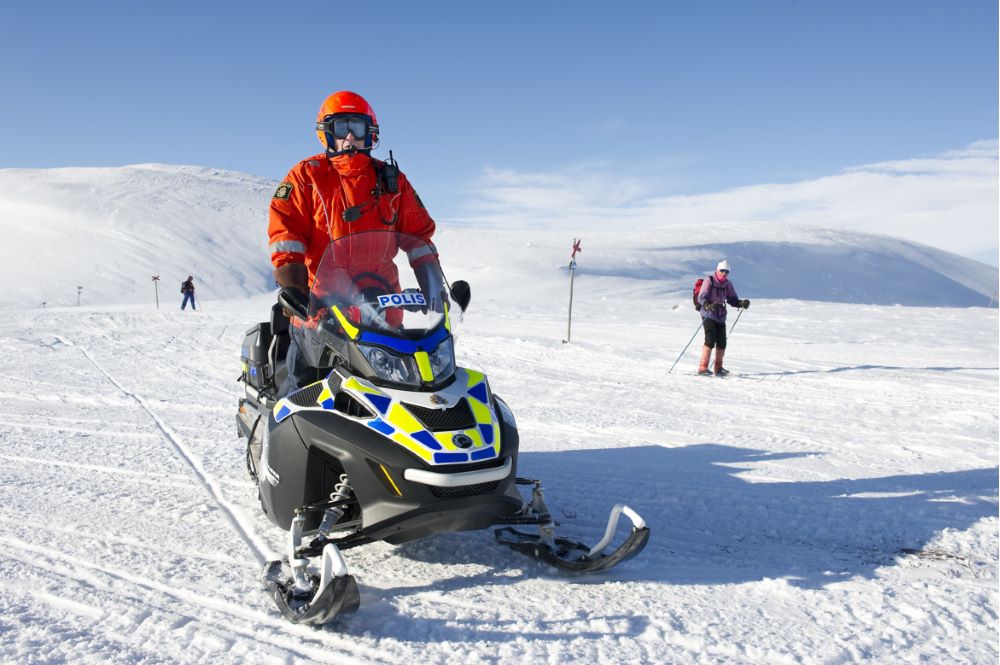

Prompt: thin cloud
[
  {"left": 581, "top": 118, "right": 630, "bottom": 135},
  {"left": 458, "top": 141, "right": 999, "bottom": 261}
]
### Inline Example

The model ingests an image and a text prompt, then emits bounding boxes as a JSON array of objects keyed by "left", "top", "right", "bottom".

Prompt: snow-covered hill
[
  {"left": 0, "top": 164, "right": 274, "bottom": 308},
  {"left": 434, "top": 225, "right": 999, "bottom": 309},
  {"left": 1, "top": 164, "right": 996, "bottom": 310}
]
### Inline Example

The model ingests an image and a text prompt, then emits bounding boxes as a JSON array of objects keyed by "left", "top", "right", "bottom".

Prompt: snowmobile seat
[
  {"left": 270, "top": 302, "right": 289, "bottom": 337},
  {"left": 269, "top": 303, "right": 290, "bottom": 390}
]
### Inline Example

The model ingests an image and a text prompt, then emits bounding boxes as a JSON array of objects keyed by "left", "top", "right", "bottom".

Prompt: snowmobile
[{"left": 236, "top": 231, "right": 649, "bottom": 625}]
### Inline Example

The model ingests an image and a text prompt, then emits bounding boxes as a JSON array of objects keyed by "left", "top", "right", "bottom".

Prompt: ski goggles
[
  {"left": 317, "top": 114, "right": 378, "bottom": 140},
  {"left": 718, "top": 269, "right": 729, "bottom": 274}
]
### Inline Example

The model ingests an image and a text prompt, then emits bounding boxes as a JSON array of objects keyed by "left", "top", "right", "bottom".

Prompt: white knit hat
[{"left": 716, "top": 260, "right": 730, "bottom": 272}]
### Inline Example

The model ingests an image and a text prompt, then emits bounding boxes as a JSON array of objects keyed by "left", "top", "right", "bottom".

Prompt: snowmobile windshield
[{"left": 309, "top": 231, "right": 449, "bottom": 340}]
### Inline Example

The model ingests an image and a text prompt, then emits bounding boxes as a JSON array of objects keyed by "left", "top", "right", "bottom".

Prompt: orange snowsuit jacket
[{"left": 267, "top": 152, "right": 436, "bottom": 288}]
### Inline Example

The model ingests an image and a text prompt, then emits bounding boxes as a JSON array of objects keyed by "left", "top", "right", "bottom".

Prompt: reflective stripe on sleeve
[
  {"left": 406, "top": 243, "right": 437, "bottom": 262},
  {"left": 269, "top": 240, "right": 306, "bottom": 254}
]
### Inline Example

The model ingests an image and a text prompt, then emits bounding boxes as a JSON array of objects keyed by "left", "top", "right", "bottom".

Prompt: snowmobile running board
[{"left": 495, "top": 478, "right": 650, "bottom": 575}]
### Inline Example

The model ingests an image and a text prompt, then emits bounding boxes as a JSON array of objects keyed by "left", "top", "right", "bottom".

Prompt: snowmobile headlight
[
  {"left": 359, "top": 344, "right": 420, "bottom": 387},
  {"left": 426, "top": 337, "right": 455, "bottom": 380}
]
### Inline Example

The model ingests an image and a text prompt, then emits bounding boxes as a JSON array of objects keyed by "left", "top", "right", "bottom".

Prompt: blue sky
[{"left": 1, "top": 1, "right": 997, "bottom": 260}]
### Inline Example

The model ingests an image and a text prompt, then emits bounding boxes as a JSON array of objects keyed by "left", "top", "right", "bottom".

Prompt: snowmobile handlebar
[{"left": 278, "top": 286, "right": 309, "bottom": 321}]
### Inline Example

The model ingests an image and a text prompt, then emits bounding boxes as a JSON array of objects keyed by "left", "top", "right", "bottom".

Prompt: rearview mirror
[{"left": 450, "top": 280, "right": 471, "bottom": 312}]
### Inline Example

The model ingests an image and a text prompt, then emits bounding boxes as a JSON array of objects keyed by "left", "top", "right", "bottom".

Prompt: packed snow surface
[
  {"left": 0, "top": 292, "right": 996, "bottom": 663},
  {"left": 0, "top": 163, "right": 997, "bottom": 663}
]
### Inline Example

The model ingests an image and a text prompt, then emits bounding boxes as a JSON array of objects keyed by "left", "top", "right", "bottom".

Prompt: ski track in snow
[{"left": 0, "top": 298, "right": 996, "bottom": 664}]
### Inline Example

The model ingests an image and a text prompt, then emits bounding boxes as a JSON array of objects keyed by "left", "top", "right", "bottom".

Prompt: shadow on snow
[{"left": 335, "top": 444, "right": 997, "bottom": 640}]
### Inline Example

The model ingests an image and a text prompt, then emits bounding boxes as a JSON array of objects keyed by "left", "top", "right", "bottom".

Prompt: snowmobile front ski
[
  {"left": 262, "top": 547, "right": 360, "bottom": 625},
  {"left": 261, "top": 505, "right": 361, "bottom": 625},
  {"left": 494, "top": 479, "right": 650, "bottom": 575}
]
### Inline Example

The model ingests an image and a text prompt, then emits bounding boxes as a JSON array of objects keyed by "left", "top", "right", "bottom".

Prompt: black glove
[
  {"left": 450, "top": 280, "right": 471, "bottom": 312},
  {"left": 704, "top": 302, "right": 718, "bottom": 311},
  {"left": 740, "top": 299, "right": 750, "bottom": 309},
  {"left": 277, "top": 286, "right": 309, "bottom": 320}
]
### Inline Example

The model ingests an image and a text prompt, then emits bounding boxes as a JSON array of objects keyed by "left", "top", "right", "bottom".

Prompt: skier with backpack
[
  {"left": 180, "top": 276, "right": 196, "bottom": 311},
  {"left": 694, "top": 260, "right": 749, "bottom": 376}
]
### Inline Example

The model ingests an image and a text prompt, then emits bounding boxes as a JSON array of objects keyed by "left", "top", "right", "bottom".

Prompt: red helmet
[{"left": 315, "top": 90, "right": 379, "bottom": 150}]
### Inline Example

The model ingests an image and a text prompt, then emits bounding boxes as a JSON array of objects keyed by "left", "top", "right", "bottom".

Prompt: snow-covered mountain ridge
[
  {"left": 0, "top": 164, "right": 995, "bottom": 309},
  {"left": 0, "top": 164, "right": 274, "bottom": 309}
]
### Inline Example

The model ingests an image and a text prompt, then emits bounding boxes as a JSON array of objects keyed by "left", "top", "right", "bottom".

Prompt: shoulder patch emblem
[{"left": 273, "top": 182, "right": 293, "bottom": 200}]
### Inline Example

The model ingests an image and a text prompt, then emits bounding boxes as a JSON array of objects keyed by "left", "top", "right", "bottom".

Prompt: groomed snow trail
[{"left": 0, "top": 297, "right": 996, "bottom": 664}]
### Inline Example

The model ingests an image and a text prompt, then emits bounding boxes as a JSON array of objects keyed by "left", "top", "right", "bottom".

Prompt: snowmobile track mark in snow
[
  {"left": 0, "top": 370, "right": 82, "bottom": 391},
  {"left": 171, "top": 364, "right": 238, "bottom": 397},
  {"left": 55, "top": 335, "right": 269, "bottom": 567},
  {"left": 0, "top": 535, "right": 382, "bottom": 663},
  {"left": 0, "top": 452, "right": 198, "bottom": 490},
  {"left": 0, "top": 420, "right": 161, "bottom": 439},
  {"left": 0, "top": 513, "right": 251, "bottom": 567}
]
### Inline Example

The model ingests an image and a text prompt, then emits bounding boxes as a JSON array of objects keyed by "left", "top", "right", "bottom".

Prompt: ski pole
[
  {"left": 728, "top": 307, "right": 745, "bottom": 337},
  {"left": 667, "top": 320, "right": 704, "bottom": 374}
]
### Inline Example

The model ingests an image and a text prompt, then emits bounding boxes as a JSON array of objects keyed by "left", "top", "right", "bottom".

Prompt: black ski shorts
[{"left": 702, "top": 318, "right": 727, "bottom": 349}]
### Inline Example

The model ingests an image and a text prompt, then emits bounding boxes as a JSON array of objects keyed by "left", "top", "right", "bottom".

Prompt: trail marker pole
[
  {"left": 152, "top": 275, "right": 160, "bottom": 309},
  {"left": 562, "top": 239, "right": 582, "bottom": 344},
  {"left": 77, "top": 286, "right": 83, "bottom": 306}
]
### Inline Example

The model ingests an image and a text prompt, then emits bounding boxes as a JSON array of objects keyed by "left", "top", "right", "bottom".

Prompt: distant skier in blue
[
  {"left": 181, "top": 276, "right": 197, "bottom": 311},
  {"left": 696, "top": 260, "right": 749, "bottom": 376}
]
